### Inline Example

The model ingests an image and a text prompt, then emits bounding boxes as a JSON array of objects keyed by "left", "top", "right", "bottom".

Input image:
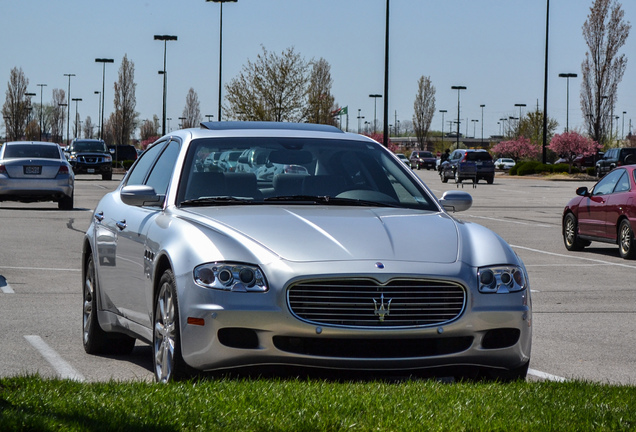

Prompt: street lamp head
[
  {"left": 369, "top": 94, "right": 382, "bottom": 98},
  {"left": 514, "top": 103, "right": 526, "bottom": 107},
  {"left": 439, "top": 109, "right": 447, "bottom": 113},
  {"left": 451, "top": 86, "right": 467, "bottom": 90},
  {"left": 155, "top": 35, "right": 177, "bottom": 40},
  {"left": 480, "top": 104, "right": 486, "bottom": 108},
  {"left": 206, "top": 0, "right": 238, "bottom": 3},
  {"left": 95, "top": 58, "right": 114, "bottom": 64},
  {"left": 558, "top": 73, "right": 577, "bottom": 78},
  {"left": 25, "top": 93, "right": 36, "bottom": 97}
]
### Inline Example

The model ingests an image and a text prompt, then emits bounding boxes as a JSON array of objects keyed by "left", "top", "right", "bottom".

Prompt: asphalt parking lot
[{"left": 0, "top": 170, "right": 634, "bottom": 384}]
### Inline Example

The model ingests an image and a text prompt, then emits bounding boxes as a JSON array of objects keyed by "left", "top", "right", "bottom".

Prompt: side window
[
  {"left": 614, "top": 171, "right": 630, "bottom": 193},
  {"left": 125, "top": 141, "right": 167, "bottom": 186},
  {"left": 145, "top": 141, "right": 180, "bottom": 195},
  {"left": 593, "top": 169, "right": 623, "bottom": 196}
]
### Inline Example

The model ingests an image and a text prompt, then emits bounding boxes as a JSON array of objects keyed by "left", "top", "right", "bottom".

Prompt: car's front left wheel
[
  {"left": 618, "top": 219, "right": 636, "bottom": 259},
  {"left": 563, "top": 213, "right": 588, "bottom": 251},
  {"left": 153, "top": 270, "right": 190, "bottom": 383}
]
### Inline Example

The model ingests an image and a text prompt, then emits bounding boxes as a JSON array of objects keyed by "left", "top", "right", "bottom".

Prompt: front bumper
[{"left": 177, "top": 261, "right": 532, "bottom": 374}]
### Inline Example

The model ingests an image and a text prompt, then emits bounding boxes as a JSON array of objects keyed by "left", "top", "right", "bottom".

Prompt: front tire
[
  {"left": 83, "top": 254, "right": 135, "bottom": 355},
  {"left": 58, "top": 193, "right": 73, "bottom": 210},
  {"left": 153, "top": 270, "right": 190, "bottom": 383},
  {"left": 618, "top": 220, "right": 636, "bottom": 259},
  {"left": 563, "top": 213, "right": 587, "bottom": 251}
]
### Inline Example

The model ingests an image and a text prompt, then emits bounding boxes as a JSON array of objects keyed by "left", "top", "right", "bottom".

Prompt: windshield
[
  {"left": 4, "top": 144, "right": 61, "bottom": 159},
  {"left": 73, "top": 141, "right": 107, "bottom": 152},
  {"left": 178, "top": 137, "right": 438, "bottom": 211}
]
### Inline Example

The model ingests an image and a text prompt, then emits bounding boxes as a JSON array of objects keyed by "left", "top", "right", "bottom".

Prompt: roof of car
[
  {"left": 6, "top": 141, "right": 59, "bottom": 146},
  {"left": 200, "top": 121, "right": 344, "bottom": 134}
]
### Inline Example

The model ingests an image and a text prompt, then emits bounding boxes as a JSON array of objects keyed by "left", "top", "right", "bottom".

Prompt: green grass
[{"left": 1, "top": 375, "right": 635, "bottom": 431}]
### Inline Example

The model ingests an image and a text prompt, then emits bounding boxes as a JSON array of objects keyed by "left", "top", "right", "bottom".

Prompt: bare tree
[
  {"left": 113, "top": 54, "right": 138, "bottom": 144},
  {"left": 83, "top": 116, "right": 94, "bottom": 139},
  {"left": 305, "top": 58, "right": 336, "bottom": 125},
  {"left": 2, "top": 67, "right": 29, "bottom": 141},
  {"left": 225, "top": 46, "right": 310, "bottom": 122},
  {"left": 139, "top": 115, "right": 160, "bottom": 142},
  {"left": 50, "top": 88, "right": 66, "bottom": 143},
  {"left": 181, "top": 88, "right": 201, "bottom": 128},
  {"left": 412, "top": 76, "right": 436, "bottom": 149},
  {"left": 581, "top": 0, "right": 631, "bottom": 146}
]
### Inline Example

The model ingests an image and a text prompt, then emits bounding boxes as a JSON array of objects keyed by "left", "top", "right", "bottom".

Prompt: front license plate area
[
  {"left": 24, "top": 166, "right": 41, "bottom": 175},
  {"left": 87, "top": 168, "right": 95, "bottom": 173}
]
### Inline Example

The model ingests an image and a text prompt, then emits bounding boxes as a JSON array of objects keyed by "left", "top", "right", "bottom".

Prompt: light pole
[
  {"left": 64, "top": 73, "right": 75, "bottom": 146},
  {"left": 451, "top": 86, "right": 466, "bottom": 148},
  {"left": 542, "top": 0, "right": 550, "bottom": 163},
  {"left": 382, "top": 0, "right": 390, "bottom": 147},
  {"left": 154, "top": 35, "right": 177, "bottom": 136},
  {"left": 206, "top": 0, "right": 237, "bottom": 122},
  {"left": 471, "top": 119, "right": 479, "bottom": 138},
  {"left": 37, "top": 84, "right": 47, "bottom": 140},
  {"left": 439, "top": 109, "right": 447, "bottom": 152},
  {"left": 95, "top": 58, "right": 114, "bottom": 140},
  {"left": 480, "top": 104, "right": 485, "bottom": 145},
  {"left": 94, "top": 91, "right": 101, "bottom": 138},
  {"left": 25, "top": 92, "right": 36, "bottom": 127},
  {"left": 622, "top": 111, "right": 627, "bottom": 139},
  {"left": 72, "top": 98, "right": 82, "bottom": 139},
  {"left": 514, "top": 103, "right": 526, "bottom": 135},
  {"left": 357, "top": 109, "right": 364, "bottom": 134},
  {"left": 558, "top": 73, "right": 577, "bottom": 132},
  {"left": 369, "top": 94, "right": 382, "bottom": 134}
]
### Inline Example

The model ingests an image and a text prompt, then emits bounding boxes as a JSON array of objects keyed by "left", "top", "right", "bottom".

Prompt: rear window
[
  {"left": 4, "top": 144, "right": 60, "bottom": 159},
  {"left": 466, "top": 151, "right": 492, "bottom": 162}
]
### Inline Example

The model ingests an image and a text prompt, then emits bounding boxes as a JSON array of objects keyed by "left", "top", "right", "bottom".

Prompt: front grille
[
  {"left": 79, "top": 156, "right": 103, "bottom": 164},
  {"left": 288, "top": 278, "right": 466, "bottom": 328}
]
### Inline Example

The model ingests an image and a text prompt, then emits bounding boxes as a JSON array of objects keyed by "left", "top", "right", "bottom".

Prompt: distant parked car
[
  {"left": 563, "top": 165, "right": 636, "bottom": 259},
  {"left": 65, "top": 139, "right": 112, "bottom": 180},
  {"left": 494, "top": 158, "right": 516, "bottom": 170},
  {"left": 109, "top": 145, "right": 139, "bottom": 164},
  {"left": 396, "top": 153, "right": 411, "bottom": 167},
  {"left": 440, "top": 149, "right": 495, "bottom": 184},
  {"left": 595, "top": 147, "right": 636, "bottom": 178},
  {"left": 0, "top": 141, "right": 74, "bottom": 209},
  {"left": 409, "top": 151, "right": 436, "bottom": 170}
]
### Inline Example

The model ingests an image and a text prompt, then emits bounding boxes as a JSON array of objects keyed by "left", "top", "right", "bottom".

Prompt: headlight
[
  {"left": 68, "top": 154, "right": 77, "bottom": 161},
  {"left": 478, "top": 266, "right": 527, "bottom": 293},
  {"left": 194, "top": 263, "right": 268, "bottom": 293},
  {"left": 104, "top": 155, "right": 112, "bottom": 162}
]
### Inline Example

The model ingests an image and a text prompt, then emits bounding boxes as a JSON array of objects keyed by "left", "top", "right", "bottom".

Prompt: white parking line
[
  {"left": 511, "top": 245, "right": 636, "bottom": 269},
  {"left": 0, "top": 275, "right": 14, "bottom": 293},
  {"left": 528, "top": 368, "right": 567, "bottom": 382},
  {"left": 0, "top": 266, "right": 80, "bottom": 272},
  {"left": 467, "top": 215, "right": 552, "bottom": 228},
  {"left": 24, "top": 335, "right": 85, "bottom": 382}
]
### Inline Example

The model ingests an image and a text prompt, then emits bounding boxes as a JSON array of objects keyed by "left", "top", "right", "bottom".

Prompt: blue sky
[{"left": 2, "top": 0, "right": 635, "bottom": 140}]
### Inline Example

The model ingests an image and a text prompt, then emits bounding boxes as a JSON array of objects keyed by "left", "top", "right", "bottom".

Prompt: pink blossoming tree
[
  {"left": 491, "top": 136, "right": 540, "bottom": 161},
  {"left": 548, "top": 131, "right": 600, "bottom": 173}
]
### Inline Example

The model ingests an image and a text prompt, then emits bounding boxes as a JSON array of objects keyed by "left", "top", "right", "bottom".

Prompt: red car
[{"left": 563, "top": 165, "right": 636, "bottom": 259}]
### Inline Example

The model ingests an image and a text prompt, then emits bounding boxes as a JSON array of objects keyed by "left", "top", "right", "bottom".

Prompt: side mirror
[
  {"left": 120, "top": 185, "right": 163, "bottom": 207},
  {"left": 439, "top": 190, "right": 472, "bottom": 213},
  {"left": 576, "top": 186, "right": 590, "bottom": 197}
]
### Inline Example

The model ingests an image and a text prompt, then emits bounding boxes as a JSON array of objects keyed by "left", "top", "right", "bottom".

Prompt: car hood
[{"left": 181, "top": 206, "right": 460, "bottom": 263}]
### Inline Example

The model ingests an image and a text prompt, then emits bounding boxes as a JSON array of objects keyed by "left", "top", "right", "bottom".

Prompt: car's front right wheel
[{"left": 153, "top": 270, "right": 190, "bottom": 383}]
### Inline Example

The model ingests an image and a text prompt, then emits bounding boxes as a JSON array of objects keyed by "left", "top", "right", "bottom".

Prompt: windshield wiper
[
  {"left": 264, "top": 195, "right": 400, "bottom": 208},
  {"left": 180, "top": 196, "right": 260, "bottom": 206}
]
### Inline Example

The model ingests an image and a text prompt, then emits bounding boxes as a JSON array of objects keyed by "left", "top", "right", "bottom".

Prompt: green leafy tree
[{"left": 518, "top": 109, "right": 558, "bottom": 147}]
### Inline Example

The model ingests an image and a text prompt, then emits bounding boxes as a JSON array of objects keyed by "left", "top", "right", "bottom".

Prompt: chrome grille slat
[{"left": 288, "top": 278, "right": 466, "bottom": 328}]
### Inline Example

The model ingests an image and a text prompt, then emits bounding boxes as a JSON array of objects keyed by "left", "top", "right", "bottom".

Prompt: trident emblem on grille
[{"left": 373, "top": 294, "right": 392, "bottom": 322}]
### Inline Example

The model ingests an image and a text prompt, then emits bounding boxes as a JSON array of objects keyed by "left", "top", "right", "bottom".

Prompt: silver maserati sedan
[{"left": 82, "top": 122, "right": 531, "bottom": 383}]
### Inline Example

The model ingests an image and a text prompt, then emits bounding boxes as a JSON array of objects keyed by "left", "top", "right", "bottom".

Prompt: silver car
[
  {"left": 0, "top": 141, "right": 74, "bottom": 210},
  {"left": 82, "top": 122, "right": 532, "bottom": 382}
]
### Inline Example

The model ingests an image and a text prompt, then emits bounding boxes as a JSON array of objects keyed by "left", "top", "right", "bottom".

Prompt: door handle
[
  {"left": 94, "top": 211, "right": 104, "bottom": 222},
  {"left": 116, "top": 220, "right": 127, "bottom": 231}
]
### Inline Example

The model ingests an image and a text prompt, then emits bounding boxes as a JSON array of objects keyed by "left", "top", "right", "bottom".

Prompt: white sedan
[{"left": 495, "top": 158, "right": 516, "bottom": 170}]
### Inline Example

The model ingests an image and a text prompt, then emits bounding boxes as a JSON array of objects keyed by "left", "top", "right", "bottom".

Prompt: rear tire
[
  {"left": 83, "top": 254, "right": 136, "bottom": 355},
  {"left": 58, "top": 193, "right": 73, "bottom": 210},
  {"left": 102, "top": 172, "right": 112, "bottom": 180},
  {"left": 455, "top": 171, "right": 462, "bottom": 184},
  {"left": 618, "top": 220, "right": 636, "bottom": 259}
]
